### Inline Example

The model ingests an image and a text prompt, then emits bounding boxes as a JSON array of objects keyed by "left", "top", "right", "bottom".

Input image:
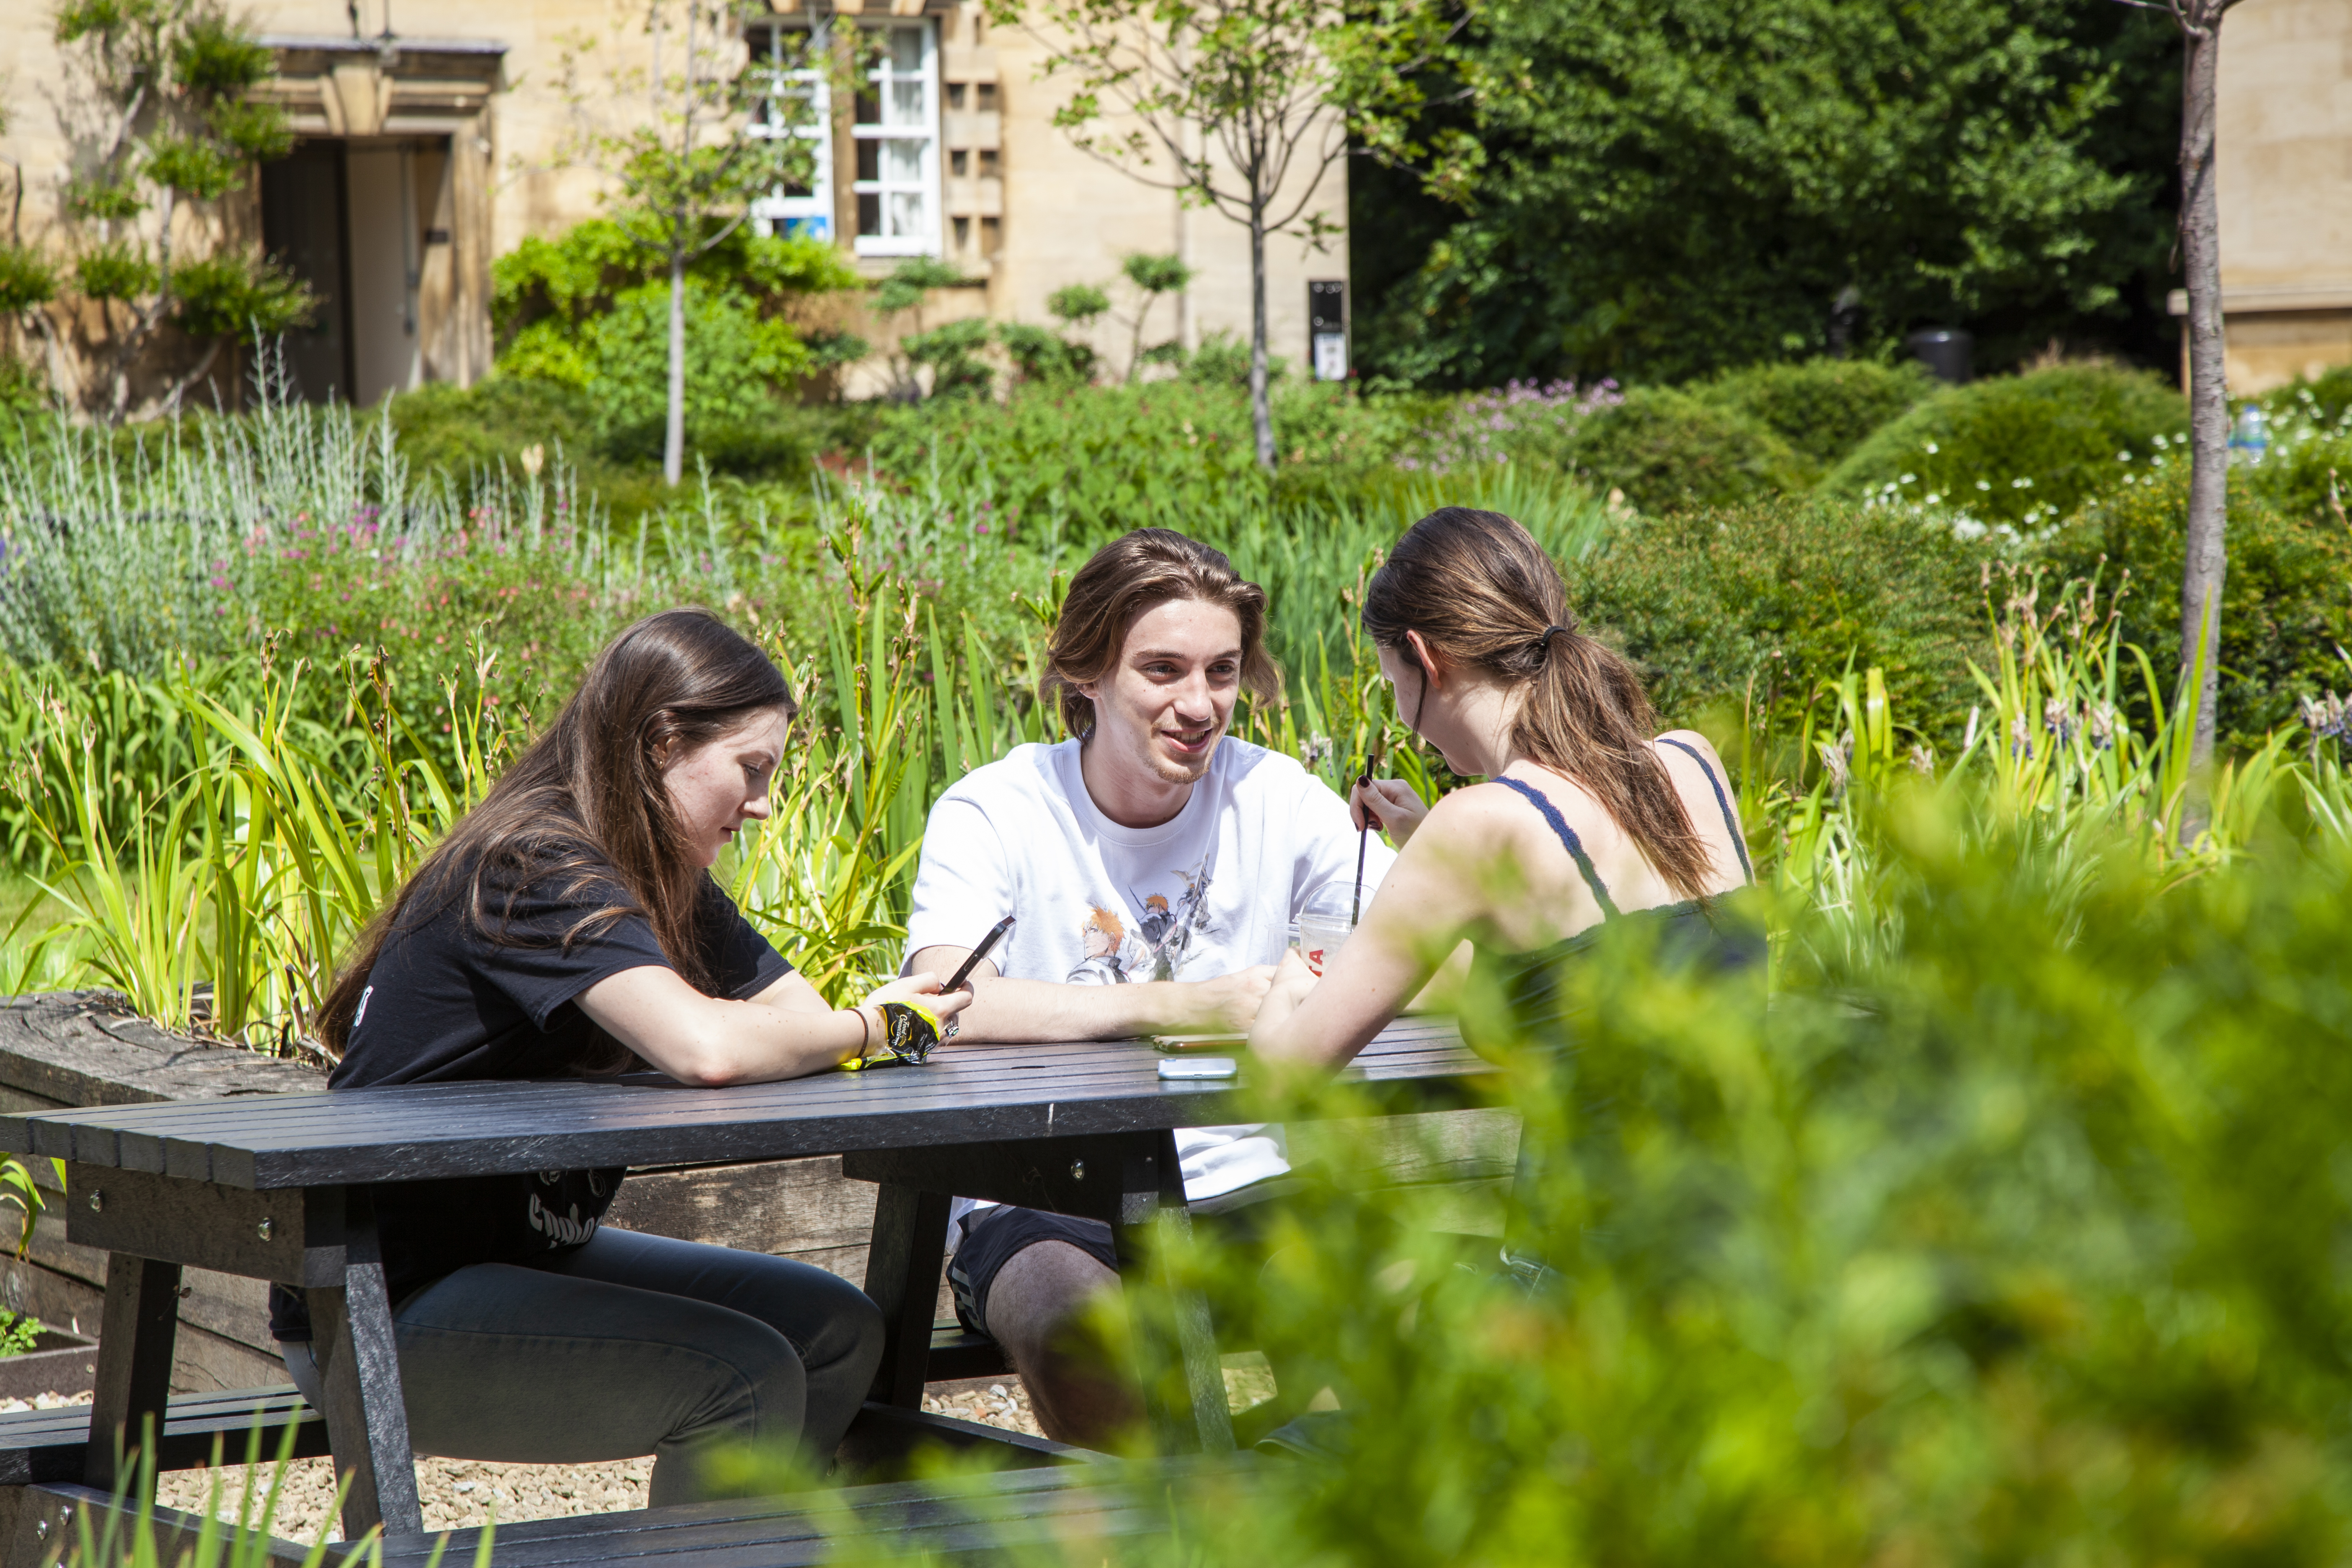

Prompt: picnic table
[{"left": 0, "top": 1018, "right": 1486, "bottom": 1554}]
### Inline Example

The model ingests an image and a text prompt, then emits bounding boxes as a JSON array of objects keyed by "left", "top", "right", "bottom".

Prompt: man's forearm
[{"left": 951, "top": 974, "right": 1203, "bottom": 1043}]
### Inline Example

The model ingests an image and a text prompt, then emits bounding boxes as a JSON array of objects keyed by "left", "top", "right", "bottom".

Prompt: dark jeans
[{"left": 282, "top": 1228, "right": 883, "bottom": 1506}]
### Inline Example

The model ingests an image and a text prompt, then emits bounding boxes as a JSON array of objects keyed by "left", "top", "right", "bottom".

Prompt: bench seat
[
  {"left": 0, "top": 1385, "right": 327, "bottom": 1487},
  {"left": 378, "top": 1457, "right": 1254, "bottom": 1567},
  {"left": 0, "top": 1318, "right": 1006, "bottom": 1493}
]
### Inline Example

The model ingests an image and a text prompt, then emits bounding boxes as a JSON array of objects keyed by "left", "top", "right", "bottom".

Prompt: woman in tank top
[{"left": 1248, "top": 506, "right": 1761, "bottom": 1069}]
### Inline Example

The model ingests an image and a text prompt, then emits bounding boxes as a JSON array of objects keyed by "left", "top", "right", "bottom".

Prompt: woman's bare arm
[
  {"left": 579, "top": 966, "right": 969, "bottom": 1086},
  {"left": 1248, "top": 793, "right": 1504, "bottom": 1068}
]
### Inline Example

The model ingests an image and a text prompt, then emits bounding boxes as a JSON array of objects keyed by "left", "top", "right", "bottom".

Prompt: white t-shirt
[{"left": 904, "top": 735, "right": 1396, "bottom": 1212}]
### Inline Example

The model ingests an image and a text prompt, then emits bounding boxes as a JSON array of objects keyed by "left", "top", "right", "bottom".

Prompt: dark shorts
[{"left": 946, "top": 1192, "right": 1283, "bottom": 1338}]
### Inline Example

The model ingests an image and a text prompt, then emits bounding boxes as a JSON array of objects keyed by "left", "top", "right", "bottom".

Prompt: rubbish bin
[{"left": 1906, "top": 329, "right": 1972, "bottom": 385}]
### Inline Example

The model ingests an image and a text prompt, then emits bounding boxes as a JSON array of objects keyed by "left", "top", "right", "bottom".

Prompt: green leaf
[
  {"left": 73, "top": 240, "right": 160, "bottom": 302},
  {"left": 172, "top": 253, "right": 316, "bottom": 339}
]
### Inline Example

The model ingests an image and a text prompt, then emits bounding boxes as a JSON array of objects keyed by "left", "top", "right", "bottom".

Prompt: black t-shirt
[{"left": 270, "top": 848, "right": 794, "bottom": 1340}]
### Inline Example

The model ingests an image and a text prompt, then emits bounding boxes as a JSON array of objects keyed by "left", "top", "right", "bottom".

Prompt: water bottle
[{"left": 2229, "top": 406, "right": 2270, "bottom": 463}]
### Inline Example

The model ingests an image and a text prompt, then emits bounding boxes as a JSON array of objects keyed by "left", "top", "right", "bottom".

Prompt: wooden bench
[{"left": 371, "top": 1458, "right": 1249, "bottom": 1568}]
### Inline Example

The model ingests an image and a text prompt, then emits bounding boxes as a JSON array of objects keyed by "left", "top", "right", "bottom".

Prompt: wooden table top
[{"left": 0, "top": 1018, "right": 1486, "bottom": 1190}]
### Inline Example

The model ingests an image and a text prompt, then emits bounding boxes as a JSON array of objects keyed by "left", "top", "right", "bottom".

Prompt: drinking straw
[{"left": 1351, "top": 738, "right": 1385, "bottom": 924}]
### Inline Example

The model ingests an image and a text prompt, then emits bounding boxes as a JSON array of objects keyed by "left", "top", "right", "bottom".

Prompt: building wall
[
  {"left": 979, "top": 7, "right": 1347, "bottom": 383},
  {"left": 0, "top": 0, "right": 1348, "bottom": 405},
  {"left": 2212, "top": 0, "right": 2352, "bottom": 391}
]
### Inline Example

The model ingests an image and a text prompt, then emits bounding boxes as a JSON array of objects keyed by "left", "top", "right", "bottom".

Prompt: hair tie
[{"left": 1538, "top": 625, "right": 1569, "bottom": 656}]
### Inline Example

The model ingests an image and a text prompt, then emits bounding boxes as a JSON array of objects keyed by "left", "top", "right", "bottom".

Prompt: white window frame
[
  {"left": 748, "top": 21, "right": 834, "bottom": 242},
  {"left": 850, "top": 20, "right": 941, "bottom": 258}
]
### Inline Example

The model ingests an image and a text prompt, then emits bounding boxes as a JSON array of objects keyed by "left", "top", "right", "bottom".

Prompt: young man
[{"left": 903, "top": 527, "right": 1395, "bottom": 1445}]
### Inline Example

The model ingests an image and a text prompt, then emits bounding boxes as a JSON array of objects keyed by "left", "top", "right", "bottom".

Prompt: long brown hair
[
  {"left": 1361, "top": 508, "right": 1713, "bottom": 900},
  {"left": 1041, "top": 528, "right": 1281, "bottom": 738},
  {"left": 317, "top": 609, "right": 797, "bottom": 1060}
]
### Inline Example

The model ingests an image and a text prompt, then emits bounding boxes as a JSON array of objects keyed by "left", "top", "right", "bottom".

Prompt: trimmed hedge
[
  {"left": 1572, "top": 497, "right": 1993, "bottom": 748},
  {"left": 1553, "top": 388, "right": 1809, "bottom": 515},
  {"left": 1826, "top": 364, "right": 2188, "bottom": 528},
  {"left": 1691, "top": 358, "right": 1937, "bottom": 475},
  {"left": 2034, "top": 466, "right": 2352, "bottom": 748}
]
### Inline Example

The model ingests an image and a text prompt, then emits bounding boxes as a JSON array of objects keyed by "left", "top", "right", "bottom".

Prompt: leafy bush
[
  {"left": 170, "top": 252, "right": 312, "bottom": 339},
  {"left": 2242, "top": 371, "right": 2352, "bottom": 528},
  {"left": 1183, "top": 328, "right": 1287, "bottom": 388},
  {"left": 2254, "top": 364, "right": 2352, "bottom": 429},
  {"left": 387, "top": 377, "right": 601, "bottom": 481},
  {"left": 996, "top": 321, "right": 1096, "bottom": 387},
  {"left": 492, "top": 219, "right": 857, "bottom": 458},
  {"left": 1552, "top": 387, "right": 1810, "bottom": 514},
  {"left": 508, "top": 279, "right": 810, "bottom": 454},
  {"left": 864, "top": 382, "right": 1276, "bottom": 537},
  {"left": 2035, "top": 465, "right": 2352, "bottom": 748},
  {"left": 1573, "top": 497, "right": 1992, "bottom": 745},
  {"left": 0, "top": 242, "right": 59, "bottom": 313},
  {"left": 492, "top": 220, "right": 856, "bottom": 342},
  {"left": 1691, "top": 356, "right": 1937, "bottom": 472},
  {"left": 0, "top": 353, "right": 53, "bottom": 429},
  {"left": 1166, "top": 810, "right": 2352, "bottom": 1567},
  {"left": 901, "top": 318, "right": 995, "bottom": 400},
  {"left": 1827, "top": 363, "right": 2188, "bottom": 529},
  {"left": 1397, "top": 380, "right": 1620, "bottom": 475}
]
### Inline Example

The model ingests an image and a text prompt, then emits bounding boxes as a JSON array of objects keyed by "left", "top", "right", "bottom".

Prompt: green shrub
[
  {"left": 1171, "top": 815, "right": 2352, "bottom": 1567},
  {"left": 2255, "top": 363, "right": 2352, "bottom": 429},
  {"left": 1552, "top": 387, "right": 1810, "bottom": 514},
  {"left": 1572, "top": 496, "right": 1991, "bottom": 747},
  {"left": 509, "top": 279, "right": 810, "bottom": 454},
  {"left": 2034, "top": 465, "right": 2352, "bottom": 748},
  {"left": 1690, "top": 356, "right": 1937, "bottom": 473},
  {"left": 1826, "top": 363, "right": 2188, "bottom": 529},
  {"left": 863, "top": 382, "right": 1271, "bottom": 538},
  {"left": 901, "top": 318, "right": 995, "bottom": 400},
  {"left": 0, "top": 354, "right": 53, "bottom": 428},
  {"left": 1183, "top": 328, "right": 1287, "bottom": 388},
  {"left": 2244, "top": 430, "right": 2352, "bottom": 532},
  {"left": 2244, "top": 369, "right": 2352, "bottom": 527},
  {"left": 995, "top": 321, "right": 1096, "bottom": 387},
  {"left": 386, "top": 376, "right": 601, "bottom": 479}
]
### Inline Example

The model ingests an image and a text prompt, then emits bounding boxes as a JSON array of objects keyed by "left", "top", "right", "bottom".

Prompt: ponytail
[{"left": 1363, "top": 508, "right": 1714, "bottom": 901}]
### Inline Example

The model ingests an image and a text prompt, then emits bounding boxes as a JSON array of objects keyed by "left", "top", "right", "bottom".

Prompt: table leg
[
  {"left": 863, "top": 1184, "right": 952, "bottom": 1408},
  {"left": 1112, "top": 1131, "right": 1235, "bottom": 1455},
  {"left": 307, "top": 1194, "right": 423, "bottom": 1541},
  {"left": 83, "top": 1253, "right": 182, "bottom": 1495}
]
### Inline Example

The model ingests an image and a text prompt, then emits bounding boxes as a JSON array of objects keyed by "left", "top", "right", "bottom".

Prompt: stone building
[
  {"left": 2191, "top": 0, "right": 2352, "bottom": 392},
  {"left": 0, "top": 0, "right": 1349, "bottom": 407}
]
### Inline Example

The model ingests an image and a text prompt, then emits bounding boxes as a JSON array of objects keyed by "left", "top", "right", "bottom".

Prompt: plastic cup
[{"left": 1294, "top": 912, "right": 1355, "bottom": 976}]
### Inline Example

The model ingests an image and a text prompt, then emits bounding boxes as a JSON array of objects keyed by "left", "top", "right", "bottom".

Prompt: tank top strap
[
  {"left": 1490, "top": 776, "right": 1621, "bottom": 921},
  {"left": 1655, "top": 736, "right": 1755, "bottom": 885}
]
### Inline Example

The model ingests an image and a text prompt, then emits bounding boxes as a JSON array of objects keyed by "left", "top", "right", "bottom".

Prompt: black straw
[{"left": 1351, "top": 740, "right": 1384, "bottom": 924}]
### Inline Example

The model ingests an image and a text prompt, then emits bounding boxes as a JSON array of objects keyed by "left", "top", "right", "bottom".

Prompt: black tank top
[{"left": 1465, "top": 738, "right": 1765, "bottom": 1056}]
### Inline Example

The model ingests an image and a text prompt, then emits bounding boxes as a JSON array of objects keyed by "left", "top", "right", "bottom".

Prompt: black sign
[{"left": 1309, "top": 280, "right": 1347, "bottom": 381}]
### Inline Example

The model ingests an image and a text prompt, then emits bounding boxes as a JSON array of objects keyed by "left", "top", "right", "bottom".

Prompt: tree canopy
[{"left": 1354, "top": 0, "right": 2181, "bottom": 387}]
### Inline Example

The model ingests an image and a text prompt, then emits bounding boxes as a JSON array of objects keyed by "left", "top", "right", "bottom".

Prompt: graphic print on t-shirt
[{"left": 1067, "top": 854, "right": 1214, "bottom": 983}]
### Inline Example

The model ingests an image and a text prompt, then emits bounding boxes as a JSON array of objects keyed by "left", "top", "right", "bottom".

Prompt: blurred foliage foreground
[{"left": 1120, "top": 802, "right": 2352, "bottom": 1567}]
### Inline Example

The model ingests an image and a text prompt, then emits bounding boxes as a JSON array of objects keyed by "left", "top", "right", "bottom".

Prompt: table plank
[{"left": 1, "top": 1025, "right": 1492, "bottom": 1189}]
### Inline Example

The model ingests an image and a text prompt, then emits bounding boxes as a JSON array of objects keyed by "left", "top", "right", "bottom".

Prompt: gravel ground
[{"left": 12, "top": 1360, "right": 1280, "bottom": 1546}]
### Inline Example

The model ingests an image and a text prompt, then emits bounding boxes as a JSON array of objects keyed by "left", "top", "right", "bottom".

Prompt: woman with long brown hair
[
  {"left": 268, "top": 609, "right": 968, "bottom": 1503},
  {"left": 1248, "top": 506, "right": 1760, "bottom": 1069}
]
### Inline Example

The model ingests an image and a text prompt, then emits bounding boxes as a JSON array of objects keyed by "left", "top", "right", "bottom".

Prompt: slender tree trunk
[
  {"left": 107, "top": 185, "right": 177, "bottom": 423},
  {"left": 2177, "top": 3, "right": 2230, "bottom": 777},
  {"left": 1127, "top": 296, "right": 1150, "bottom": 385},
  {"left": 1248, "top": 206, "right": 1274, "bottom": 470},
  {"left": 664, "top": 247, "right": 687, "bottom": 486}
]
